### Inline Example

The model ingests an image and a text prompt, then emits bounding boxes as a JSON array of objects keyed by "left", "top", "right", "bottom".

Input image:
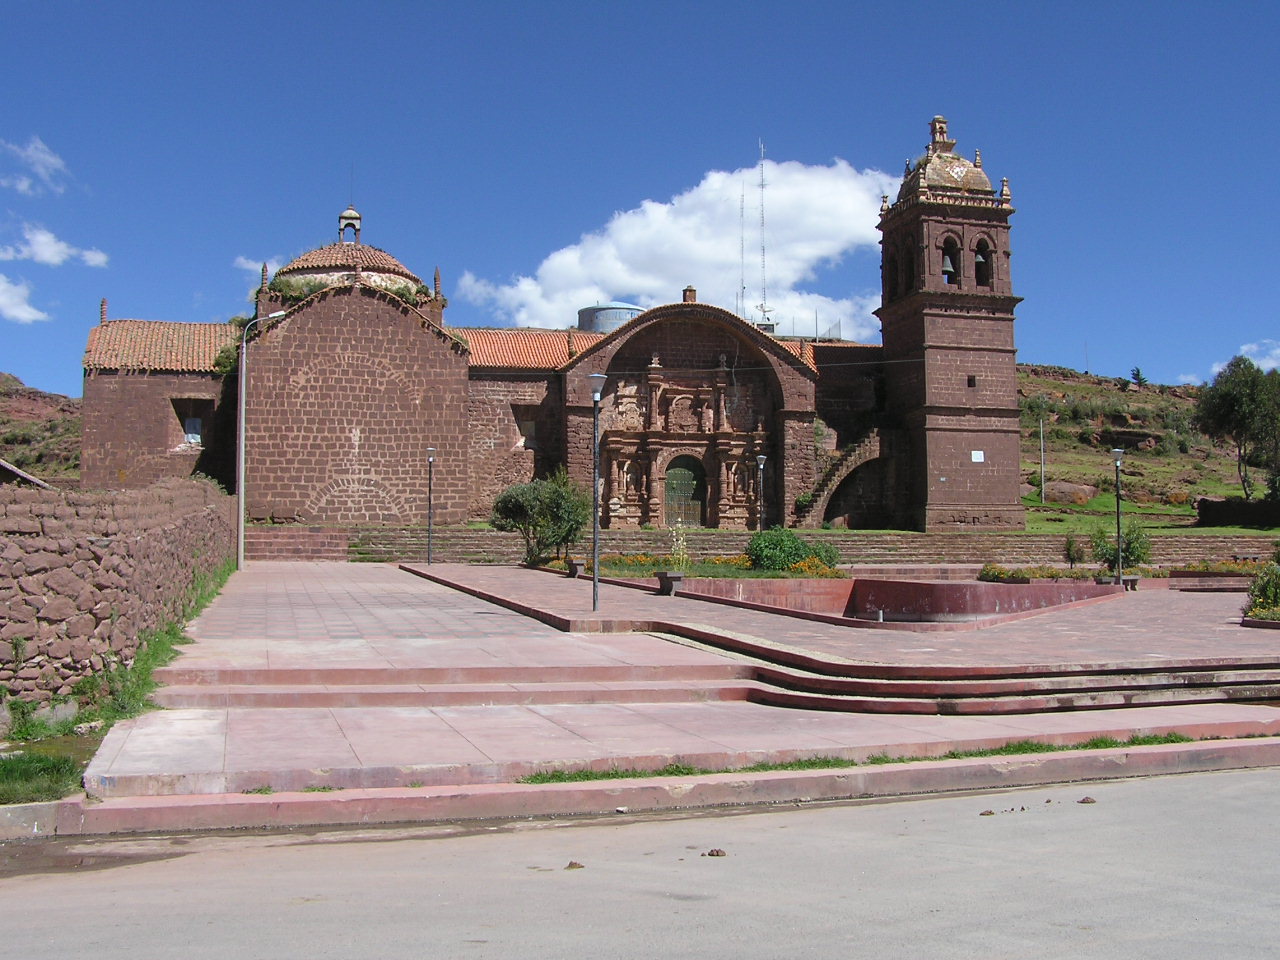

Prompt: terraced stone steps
[
  {"left": 246, "top": 525, "right": 1277, "bottom": 567},
  {"left": 151, "top": 638, "right": 1280, "bottom": 716}
]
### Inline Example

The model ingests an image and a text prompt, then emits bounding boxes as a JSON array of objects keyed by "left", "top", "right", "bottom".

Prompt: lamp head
[
  {"left": 588, "top": 373, "right": 607, "bottom": 402},
  {"left": 756, "top": 455, "right": 767, "bottom": 468},
  {"left": 427, "top": 446, "right": 436, "bottom": 463}
]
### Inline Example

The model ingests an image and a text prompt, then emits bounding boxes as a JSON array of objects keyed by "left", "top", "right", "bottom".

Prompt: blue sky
[{"left": 2, "top": 1, "right": 1277, "bottom": 398}]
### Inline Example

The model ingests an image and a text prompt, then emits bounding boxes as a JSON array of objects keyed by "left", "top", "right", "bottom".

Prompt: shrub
[
  {"left": 1090, "top": 518, "right": 1152, "bottom": 573},
  {"left": 747, "top": 527, "right": 809, "bottom": 570},
  {"left": 1244, "top": 564, "right": 1280, "bottom": 620},
  {"left": 490, "top": 468, "right": 591, "bottom": 566},
  {"left": 978, "top": 562, "right": 1015, "bottom": 582},
  {"left": 268, "top": 275, "right": 330, "bottom": 303},
  {"left": 746, "top": 527, "right": 840, "bottom": 571}
]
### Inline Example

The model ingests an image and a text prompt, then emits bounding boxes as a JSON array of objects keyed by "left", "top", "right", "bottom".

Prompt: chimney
[
  {"left": 99, "top": 298, "right": 107, "bottom": 324},
  {"left": 682, "top": 285, "right": 697, "bottom": 303}
]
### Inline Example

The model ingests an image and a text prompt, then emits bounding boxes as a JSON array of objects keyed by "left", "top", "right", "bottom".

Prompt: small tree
[
  {"left": 1130, "top": 366, "right": 1149, "bottom": 387},
  {"left": 1063, "top": 534, "right": 1087, "bottom": 569},
  {"left": 1196, "top": 356, "right": 1269, "bottom": 501},
  {"left": 490, "top": 468, "right": 591, "bottom": 566},
  {"left": 1090, "top": 519, "right": 1152, "bottom": 573}
]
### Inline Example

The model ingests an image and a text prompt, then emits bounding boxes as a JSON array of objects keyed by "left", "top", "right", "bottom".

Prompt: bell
[
  {"left": 974, "top": 250, "right": 987, "bottom": 264},
  {"left": 941, "top": 254, "right": 956, "bottom": 274}
]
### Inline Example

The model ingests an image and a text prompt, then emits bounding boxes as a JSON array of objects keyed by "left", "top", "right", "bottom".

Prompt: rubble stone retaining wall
[{"left": 0, "top": 478, "right": 233, "bottom": 713}]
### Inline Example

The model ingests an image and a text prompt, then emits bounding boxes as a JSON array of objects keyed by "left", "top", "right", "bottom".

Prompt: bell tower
[{"left": 875, "top": 116, "right": 1024, "bottom": 531}]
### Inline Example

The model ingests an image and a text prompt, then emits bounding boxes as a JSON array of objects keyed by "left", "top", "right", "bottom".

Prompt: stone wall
[{"left": 0, "top": 478, "right": 233, "bottom": 711}]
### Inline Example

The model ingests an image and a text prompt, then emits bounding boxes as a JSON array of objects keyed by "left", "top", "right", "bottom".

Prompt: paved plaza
[{"left": 47, "top": 561, "right": 1280, "bottom": 834}]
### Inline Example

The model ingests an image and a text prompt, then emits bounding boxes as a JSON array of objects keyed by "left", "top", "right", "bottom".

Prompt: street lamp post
[
  {"left": 589, "top": 374, "right": 607, "bottom": 612},
  {"left": 756, "top": 454, "right": 767, "bottom": 532},
  {"left": 426, "top": 447, "right": 435, "bottom": 565},
  {"left": 236, "top": 309, "right": 286, "bottom": 570},
  {"left": 1112, "top": 447, "right": 1124, "bottom": 586}
]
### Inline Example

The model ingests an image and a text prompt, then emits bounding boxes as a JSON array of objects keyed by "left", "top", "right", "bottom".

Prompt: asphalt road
[{"left": 3, "top": 769, "right": 1278, "bottom": 959}]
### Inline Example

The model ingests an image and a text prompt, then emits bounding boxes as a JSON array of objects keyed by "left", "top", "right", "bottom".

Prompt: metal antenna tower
[
  {"left": 738, "top": 181, "right": 747, "bottom": 318},
  {"left": 757, "top": 140, "right": 771, "bottom": 325}
]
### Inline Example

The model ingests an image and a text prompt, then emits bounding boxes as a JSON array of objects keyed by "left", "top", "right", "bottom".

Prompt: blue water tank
[{"left": 577, "top": 301, "right": 643, "bottom": 334}]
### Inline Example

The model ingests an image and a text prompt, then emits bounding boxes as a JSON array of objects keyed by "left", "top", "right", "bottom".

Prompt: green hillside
[
  {"left": 1017, "top": 364, "right": 1249, "bottom": 533},
  {"left": 0, "top": 373, "right": 81, "bottom": 481}
]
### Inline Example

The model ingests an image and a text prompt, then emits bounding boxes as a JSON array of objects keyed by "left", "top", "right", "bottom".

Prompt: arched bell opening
[{"left": 941, "top": 237, "right": 961, "bottom": 286}]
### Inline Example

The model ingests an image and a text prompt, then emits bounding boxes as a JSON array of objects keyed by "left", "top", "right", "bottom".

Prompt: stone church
[{"left": 80, "top": 117, "right": 1024, "bottom": 532}]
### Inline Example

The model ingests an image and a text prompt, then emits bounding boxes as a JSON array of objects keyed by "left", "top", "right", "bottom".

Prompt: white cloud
[
  {"left": 234, "top": 255, "right": 283, "bottom": 275},
  {"left": 0, "top": 274, "right": 49, "bottom": 323},
  {"left": 0, "top": 136, "right": 69, "bottom": 195},
  {"left": 1176, "top": 373, "right": 1201, "bottom": 386},
  {"left": 1241, "top": 339, "right": 1280, "bottom": 373},
  {"left": 0, "top": 224, "right": 107, "bottom": 267},
  {"left": 459, "top": 158, "right": 899, "bottom": 341}
]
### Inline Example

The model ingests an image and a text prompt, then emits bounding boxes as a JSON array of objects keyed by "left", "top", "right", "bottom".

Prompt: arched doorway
[{"left": 665, "top": 456, "right": 707, "bottom": 527}]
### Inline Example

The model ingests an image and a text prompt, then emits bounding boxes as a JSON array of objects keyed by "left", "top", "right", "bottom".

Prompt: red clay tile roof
[
  {"left": 458, "top": 328, "right": 606, "bottom": 369},
  {"left": 276, "top": 242, "right": 421, "bottom": 284},
  {"left": 84, "top": 320, "right": 237, "bottom": 372},
  {"left": 777, "top": 339, "right": 815, "bottom": 368}
]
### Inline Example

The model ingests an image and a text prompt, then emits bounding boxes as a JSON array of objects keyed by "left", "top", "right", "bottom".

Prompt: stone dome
[
  {"left": 275, "top": 241, "right": 422, "bottom": 285},
  {"left": 895, "top": 116, "right": 994, "bottom": 203},
  {"left": 272, "top": 207, "right": 423, "bottom": 293}
]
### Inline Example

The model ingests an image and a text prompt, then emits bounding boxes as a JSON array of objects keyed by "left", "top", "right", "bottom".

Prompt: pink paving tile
[
  {"left": 222, "top": 709, "right": 360, "bottom": 770},
  {"left": 330, "top": 706, "right": 494, "bottom": 767}
]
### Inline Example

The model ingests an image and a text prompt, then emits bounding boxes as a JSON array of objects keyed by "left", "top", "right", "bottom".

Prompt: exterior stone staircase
[{"left": 794, "top": 427, "right": 881, "bottom": 526}]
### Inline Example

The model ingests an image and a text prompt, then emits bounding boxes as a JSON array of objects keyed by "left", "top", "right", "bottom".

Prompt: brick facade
[{"left": 244, "top": 286, "right": 470, "bottom": 525}]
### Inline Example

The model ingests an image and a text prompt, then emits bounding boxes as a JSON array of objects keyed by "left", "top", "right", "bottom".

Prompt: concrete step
[
  {"left": 152, "top": 663, "right": 750, "bottom": 686},
  {"left": 151, "top": 679, "right": 762, "bottom": 709}
]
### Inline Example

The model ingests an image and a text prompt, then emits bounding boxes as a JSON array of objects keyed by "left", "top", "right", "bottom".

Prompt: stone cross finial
[{"left": 100, "top": 298, "right": 107, "bottom": 324}]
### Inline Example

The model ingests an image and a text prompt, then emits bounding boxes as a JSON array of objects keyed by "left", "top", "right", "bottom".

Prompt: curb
[
  {"left": 40, "top": 737, "right": 1280, "bottom": 837},
  {"left": 0, "top": 798, "right": 82, "bottom": 841}
]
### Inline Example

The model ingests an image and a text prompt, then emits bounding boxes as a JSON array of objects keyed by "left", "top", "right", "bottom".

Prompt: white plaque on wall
[{"left": 971, "top": 450, "right": 985, "bottom": 463}]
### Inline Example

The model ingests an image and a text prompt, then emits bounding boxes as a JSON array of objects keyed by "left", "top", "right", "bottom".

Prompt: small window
[
  {"left": 967, "top": 375, "right": 977, "bottom": 388},
  {"left": 517, "top": 419, "right": 537, "bottom": 450},
  {"left": 171, "top": 398, "right": 214, "bottom": 449}
]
